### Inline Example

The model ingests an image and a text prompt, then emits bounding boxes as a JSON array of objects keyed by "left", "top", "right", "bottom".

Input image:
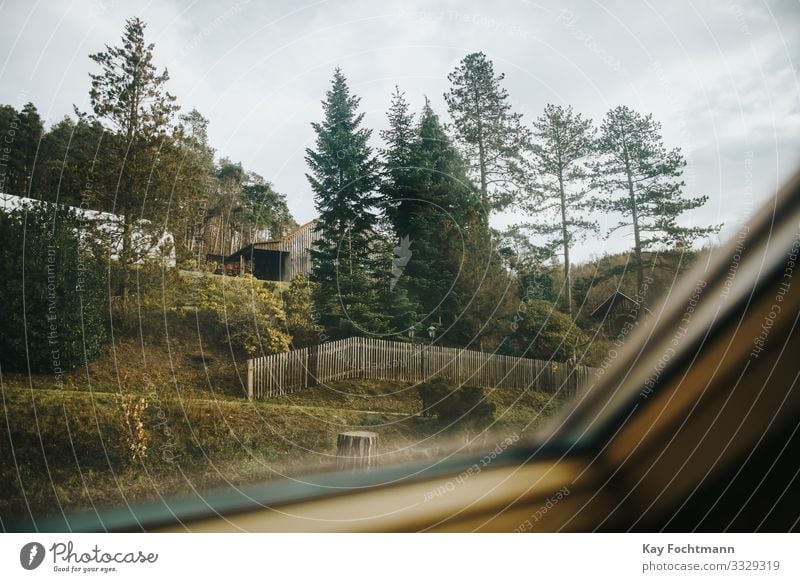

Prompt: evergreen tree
[
  {"left": 306, "top": 68, "right": 385, "bottom": 338},
  {"left": 0, "top": 202, "right": 107, "bottom": 372},
  {"left": 32, "top": 115, "right": 107, "bottom": 206},
  {"left": 522, "top": 104, "right": 597, "bottom": 316},
  {"left": 377, "top": 88, "right": 422, "bottom": 338},
  {"left": 379, "top": 86, "right": 416, "bottom": 236},
  {"left": 241, "top": 173, "right": 294, "bottom": 240},
  {"left": 444, "top": 52, "right": 529, "bottom": 212},
  {"left": 0, "top": 102, "right": 44, "bottom": 196},
  {"left": 86, "top": 16, "right": 180, "bottom": 311},
  {"left": 174, "top": 108, "right": 216, "bottom": 263},
  {"left": 399, "top": 101, "right": 514, "bottom": 348},
  {"left": 372, "top": 219, "right": 419, "bottom": 338},
  {"left": 592, "top": 106, "right": 719, "bottom": 312},
  {"left": 403, "top": 101, "right": 475, "bottom": 329}
]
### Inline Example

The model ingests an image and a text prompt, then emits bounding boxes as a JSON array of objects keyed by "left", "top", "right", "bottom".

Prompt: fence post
[{"left": 247, "top": 358, "right": 254, "bottom": 400}]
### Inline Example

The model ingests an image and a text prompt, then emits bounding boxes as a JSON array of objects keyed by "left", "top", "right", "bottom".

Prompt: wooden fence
[{"left": 246, "top": 337, "right": 595, "bottom": 400}]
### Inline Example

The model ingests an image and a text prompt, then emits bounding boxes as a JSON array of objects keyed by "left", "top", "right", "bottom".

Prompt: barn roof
[
  {"left": 252, "top": 219, "right": 317, "bottom": 249},
  {"left": 223, "top": 219, "right": 319, "bottom": 262},
  {"left": 590, "top": 289, "right": 652, "bottom": 319}
]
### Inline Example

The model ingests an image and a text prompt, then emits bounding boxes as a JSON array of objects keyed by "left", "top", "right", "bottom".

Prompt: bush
[
  {"left": 169, "top": 273, "right": 291, "bottom": 357},
  {"left": 507, "top": 299, "right": 608, "bottom": 366},
  {"left": 281, "top": 275, "right": 320, "bottom": 347},
  {"left": 0, "top": 202, "right": 107, "bottom": 372},
  {"left": 417, "top": 376, "right": 495, "bottom": 422}
]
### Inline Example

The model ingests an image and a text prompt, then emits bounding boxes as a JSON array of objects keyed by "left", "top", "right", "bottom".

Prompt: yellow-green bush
[{"left": 170, "top": 274, "right": 291, "bottom": 356}]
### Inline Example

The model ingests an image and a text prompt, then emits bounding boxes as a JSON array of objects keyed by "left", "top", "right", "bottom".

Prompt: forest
[
  {"left": 0, "top": 16, "right": 721, "bottom": 376},
  {"left": 0, "top": 15, "right": 728, "bottom": 522}
]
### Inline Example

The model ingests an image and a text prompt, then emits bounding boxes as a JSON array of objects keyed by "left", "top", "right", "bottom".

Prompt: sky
[{"left": 0, "top": 0, "right": 798, "bottom": 263}]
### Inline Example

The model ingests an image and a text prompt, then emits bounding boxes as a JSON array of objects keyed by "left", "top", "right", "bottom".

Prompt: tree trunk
[
  {"left": 120, "top": 215, "right": 133, "bottom": 317},
  {"left": 474, "top": 88, "right": 488, "bottom": 208},
  {"left": 336, "top": 431, "right": 378, "bottom": 471},
  {"left": 624, "top": 155, "right": 645, "bottom": 317},
  {"left": 557, "top": 172, "right": 572, "bottom": 317}
]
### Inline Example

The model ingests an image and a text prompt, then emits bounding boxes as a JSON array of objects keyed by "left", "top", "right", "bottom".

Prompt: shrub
[
  {"left": 417, "top": 376, "right": 495, "bottom": 422},
  {"left": 281, "top": 275, "right": 320, "bottom": 347},
  {"left": 116, "top": 392, "right": 149, "bottom": 462},
  {"left": 507, "top": 298, "right": 608, "bottom": 366},
  {"left": 0, "top": 202, "right": 107, "bottom": 372},
  {"left": 169, "top": 273, "right": 291, "bottom": 357}
]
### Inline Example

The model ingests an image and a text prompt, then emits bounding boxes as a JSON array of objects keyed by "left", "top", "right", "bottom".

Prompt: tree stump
[{"left": 336, "top": 431, "right": 378, "bottom": 471}]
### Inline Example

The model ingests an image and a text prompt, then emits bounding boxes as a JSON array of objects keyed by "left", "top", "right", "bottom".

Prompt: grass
[
  {"left": 0, "top": 308, "right": 572, "bottom": 526},
  {"left": 0, "top": 379, "right": 570, "bottom": 525}
]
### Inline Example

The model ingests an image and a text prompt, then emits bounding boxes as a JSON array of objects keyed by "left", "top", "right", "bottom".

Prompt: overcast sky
[{"left": 1, "top": 0, "right": 798, "bottom": 262}]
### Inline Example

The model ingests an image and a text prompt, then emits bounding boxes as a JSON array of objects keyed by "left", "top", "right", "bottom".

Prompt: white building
[{"left": 0, "top": 193, "right": 176, "bottom": 267}]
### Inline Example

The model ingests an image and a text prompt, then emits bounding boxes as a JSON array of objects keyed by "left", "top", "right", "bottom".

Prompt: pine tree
[
  {"left": 444, "top": 52, "right": 529, "bottom": 212},
  {"left": 33, "top": 115, "right": 106, "bottom": 206},
  {"left": 174, "top": 108, "right": 216, "bottom": 263},
  {"left": 522, "top": 104, "right": 597, "bottom": 316},
  {"left": 377, "top": 88, "right": 421, "bottom": 338},
  {"left": 241, "top": 174, "right": 294, "bottom": 240},
  {"left": 0, "top": 102, "right": 44, "bottom": 196},
  {"left": 401, "top": 101, "right": 514, "bottom": 347},
  {"left": 306, "top": 68, "right": 385, "bottom": 338},
  {"left": 86, "top": 16, "right": 180, "bottom": 310},
  {"left": 88, "top": 17, "right": 177, "bottom": 141},
  {"left": 593, "top": 106, "right": 719, "bottom": 312},
  {"left": 379, "top": 86, "right": 416, "bottom": 236}
]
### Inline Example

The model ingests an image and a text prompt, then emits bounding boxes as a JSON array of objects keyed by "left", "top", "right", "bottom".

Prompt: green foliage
[
  {"left": 519, "top": 104, "right": 598, "bottom": 315},
  {"left": 88, "top": 17, "right": 178, "bottom": 139},
  {"left": 0, "top": 102, "right": 44, "bottom": 196},
  {"left": 379, "top": 87, "right": 417, "bottom": 234},
  {"left": 169, "top": 274, "right": 291, "bottom": 357},
  {"left": 0, "top": 202, "right": 107, "bottom": 372},
  {"left": 520, "top": 272, "right": 559, "bottom": 303},
  {"left": 31, "top": 115, "right": 107, "bottom": 206},
  {"left": 444, "top": 52, "right": 529, "bottom": 211},
  {"left": 241, "top": 175, "right": 294, "bottom": 239},
  {"left": 380, "top": 98, "right": 515, "bottom": 348},
  {"left": 417, "top": 376, "right": 495, "bottom": 422},
  {"left": 282, "top": 275, "right": 321, "bottom": 347},
  {"left": 593, "top": 106, "right": 716, "bottom": 247},
  {"left": 306, "top": 68, "right": 387, "bottom": 338},
  {"left": 506, "top": 299, "right": 608, "bottom": 366},
  {"left": 401, "top": 101, "right": 478, "bottom": 322},
  {"left": 592, "top": 106, "right": 720, "bottom": 307}
]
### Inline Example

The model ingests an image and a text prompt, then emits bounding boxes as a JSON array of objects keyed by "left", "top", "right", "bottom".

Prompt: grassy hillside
[
  {"left": 0, "top": 376, "right": 569, "bottom": 524},
  {"left": 0, "top": 270, "right": 572, "bottom": 525}
]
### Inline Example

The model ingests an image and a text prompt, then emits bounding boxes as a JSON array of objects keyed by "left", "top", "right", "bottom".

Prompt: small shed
[
  {"left": 590, "top": 290, "right": 652, "bottom": 334},
  {"left": 222, "top": 219, "right": 319, "bottom": 281}
]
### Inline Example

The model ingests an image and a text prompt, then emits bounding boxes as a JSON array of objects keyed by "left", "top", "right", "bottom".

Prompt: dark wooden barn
[
  {"left": 221, "top": 219, "right": 319, "bottom": 282},
  {"left": 590, "top": 290, "right": 652, "bottom": 335}
]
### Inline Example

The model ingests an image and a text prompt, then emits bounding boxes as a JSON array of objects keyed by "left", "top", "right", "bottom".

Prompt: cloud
[{"left": 0, "top": 0, "right": 797, "bottom": 262}]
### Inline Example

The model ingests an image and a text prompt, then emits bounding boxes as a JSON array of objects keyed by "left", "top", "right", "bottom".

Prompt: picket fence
[{"left": 246, "top": 337, "right": 595, "bottom": 400}]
